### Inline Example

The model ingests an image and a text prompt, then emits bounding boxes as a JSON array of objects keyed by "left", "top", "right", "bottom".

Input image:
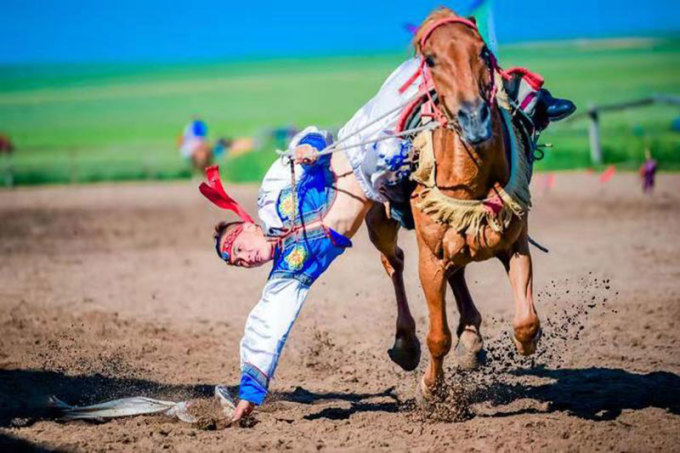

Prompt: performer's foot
[{"left": 540, "top": 89, "right": 576, "bottom": 122}]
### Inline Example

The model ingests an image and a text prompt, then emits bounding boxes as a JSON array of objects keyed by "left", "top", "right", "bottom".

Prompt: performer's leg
[{"left": 502, "top": 69, "right": 575, "bottom": 131}]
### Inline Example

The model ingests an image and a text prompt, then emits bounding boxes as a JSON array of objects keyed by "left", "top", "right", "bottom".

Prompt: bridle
[{"left": 399, "top": 16, "right": 499, "bottom": 133}]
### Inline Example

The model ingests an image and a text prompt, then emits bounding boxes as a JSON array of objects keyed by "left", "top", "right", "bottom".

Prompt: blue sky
[{"left": 2, "top": 0, "right": 679, "bottom": 63}]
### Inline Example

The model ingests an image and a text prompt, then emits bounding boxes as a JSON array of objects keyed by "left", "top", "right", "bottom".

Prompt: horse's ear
[{"left": 467, "top": 16, "right": 477, "bottom": 25}]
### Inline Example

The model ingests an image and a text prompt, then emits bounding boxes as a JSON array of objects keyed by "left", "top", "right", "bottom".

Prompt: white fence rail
[{"left": 568, "top": 94, "right": 680, "bottom": 164}]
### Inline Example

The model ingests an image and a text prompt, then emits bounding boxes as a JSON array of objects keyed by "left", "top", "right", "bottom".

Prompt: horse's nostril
[{"left": 479, "top": 104, "right": 489, "bottom": 121}]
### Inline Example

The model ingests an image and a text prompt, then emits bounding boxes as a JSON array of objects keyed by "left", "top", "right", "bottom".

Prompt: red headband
[
  {"left": 199, "top": 165, "right": 255, "bottom": 223},
  {"left": 220, "top": 223, "right": 245, "bottom": 264},
  {"left": 199, "top": 166, "right": 255, "bottom": 264}
]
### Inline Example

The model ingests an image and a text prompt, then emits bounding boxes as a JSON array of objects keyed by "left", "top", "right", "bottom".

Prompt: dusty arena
[{"left": 1, "top": 173, "right": 679, "bottom": 451}]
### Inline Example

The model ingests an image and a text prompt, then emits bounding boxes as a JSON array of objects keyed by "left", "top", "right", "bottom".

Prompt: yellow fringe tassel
[{"left": 411, "top": 109, "right": 532, "bottom": 235}]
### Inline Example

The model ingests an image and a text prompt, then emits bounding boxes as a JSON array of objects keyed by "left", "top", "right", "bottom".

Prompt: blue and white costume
[
  {"left": 239, "top": 62, "right": 422, "bottom": 403},
  {"left": 239, "top": 60, "right": 425, "bottom": 403},
  {"left": 239, "top": 128, "right": 352, "bottom": 405}
]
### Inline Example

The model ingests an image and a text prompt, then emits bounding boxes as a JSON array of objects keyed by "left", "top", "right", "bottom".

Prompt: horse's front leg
[
  {"left": 366, "top": 204, "right": 420, "bottom": 371},
  {"left": 448, "top": 268, "right": 484, "bottom": 369},
  {"left": 417, "top": 241, "right": 450, "bottom": 397},
  {"left": 498, "top": 225, "right": 540, "bottom": 355}
]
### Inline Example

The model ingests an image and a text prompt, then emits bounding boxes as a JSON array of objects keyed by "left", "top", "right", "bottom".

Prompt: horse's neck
[{"left": 433, "top": 108, "right": 509, "bottom": 200}]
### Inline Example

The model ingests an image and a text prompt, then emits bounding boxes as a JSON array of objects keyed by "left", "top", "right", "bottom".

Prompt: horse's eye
[
  {"left": 425, "top": 55, "right": 435, "bottom": 68},
  {"left": 480, "top": 46, "right": 490, "bottom": 60}
]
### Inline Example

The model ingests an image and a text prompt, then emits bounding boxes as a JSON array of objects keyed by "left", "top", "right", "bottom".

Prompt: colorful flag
[
  {"left": 600, "top": 165, "right": 616, "bottom": 183},
  {"left": 546, "top": 173, "right": 556, "bottom": 190}
]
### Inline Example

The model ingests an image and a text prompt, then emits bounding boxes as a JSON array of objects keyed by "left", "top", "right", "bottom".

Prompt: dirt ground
[{"left": 1, "top": 173, "right": 679, "bottom": 452}]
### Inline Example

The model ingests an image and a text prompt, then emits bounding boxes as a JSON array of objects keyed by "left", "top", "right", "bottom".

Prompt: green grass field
[{"left": 1, "top": 37, "right": 679, "bottom": 185}]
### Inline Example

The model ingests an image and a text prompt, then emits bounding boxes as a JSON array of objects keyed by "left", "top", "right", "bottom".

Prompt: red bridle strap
[
  {"left": 199, "top": 165, "right": 255, "bottom": 224},
  {"left": 418, "top": 16, "right": 480, "bottom": 50},
  {"left": 399, "top": 16, "right": 480, "bottom": 95},
  {"left": 399, "top": 15, "right": 499, "bottom": 125}
]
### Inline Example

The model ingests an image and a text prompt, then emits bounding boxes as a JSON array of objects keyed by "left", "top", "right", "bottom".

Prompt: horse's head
[{"left": 415, "top": 9, "right": 496, "bottom": 145}]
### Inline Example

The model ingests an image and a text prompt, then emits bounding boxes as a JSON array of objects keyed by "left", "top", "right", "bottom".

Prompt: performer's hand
[
  {"left": 231, "top": 399, "right": 255, "bottom": 424},
  {"left": 293, "top": 144, "right": 319, "bottom": 165}
]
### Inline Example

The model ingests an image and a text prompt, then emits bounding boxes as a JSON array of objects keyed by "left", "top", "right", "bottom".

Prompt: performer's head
[
  {"left": 214, "top": 221, "right": 274, "bottom": 268},
  {"left": 199, "top": 166, "right": 273, "bottom": 267}
]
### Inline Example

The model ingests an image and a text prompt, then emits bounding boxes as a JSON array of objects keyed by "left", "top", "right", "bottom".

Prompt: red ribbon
[{"left": 199, "top": 165, "right": 255, "bottom": 223}]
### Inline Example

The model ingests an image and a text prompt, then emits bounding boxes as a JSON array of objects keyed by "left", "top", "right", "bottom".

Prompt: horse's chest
[{"left": 420, "top": 214, "right": 522, "bottom": 266}]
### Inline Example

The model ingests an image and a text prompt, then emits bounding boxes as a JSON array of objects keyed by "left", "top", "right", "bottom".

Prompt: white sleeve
[
  {"left": 337, "top": 58, "right": 423, "bottom": 201},
  {"left": 240, "top": 277, "right": 310, "bottom": 378},
  {"left": 338, "top": 58, "right": 422, "bottom": 144}
]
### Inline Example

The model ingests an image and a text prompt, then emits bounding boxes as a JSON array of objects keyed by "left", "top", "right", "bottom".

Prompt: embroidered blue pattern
[
  {"left": 270, "top": 226, "right": 351, "bottom": 287},
  {"left": 276, "top": 154, "right": 337, "bottom": 227},
  {"left": 379, "top": 139, "right": 412, "bottom": 183}
]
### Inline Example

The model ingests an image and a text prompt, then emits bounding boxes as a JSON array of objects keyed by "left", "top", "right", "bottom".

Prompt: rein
[
  {"left": 276, "top": 14, "right": 500, "bottom": 161},
  {"left": 276, "top": 91, "right": 428, "bottom": 159}
]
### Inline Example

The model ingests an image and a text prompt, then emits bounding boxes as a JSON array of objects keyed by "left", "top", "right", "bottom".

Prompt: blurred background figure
[
  {"left": 0, "top": 133, "right": 14, "bottom": 154},
  {"left": 213, "top": 137, "right": 232, "bottom": 158},
  {"left": 179, "top": 115, "right": 208, "bottom": 159},
  {"left": 0, "top": 132, "right": 14, "bottom": 187},
  {"left": 639, "top": 148, "right": 658, "bottom": 195},
  {"left": 178, "top": 116, "right": 213, "bottom": 172},
  {"left": 227, "top": 136, "right": 257, "bottom": 157},
  {"left": 270, "top": 125, "right": 299, "bottom": 150}
]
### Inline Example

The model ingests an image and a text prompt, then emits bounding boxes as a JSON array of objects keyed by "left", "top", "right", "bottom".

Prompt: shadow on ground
[
  {"left": 277, "top": 386, "right": 401, "bottom": 421},
  {"left": 0, "top": 368, "right": 397, "bottom": 427},
  {"left": 479, "top": 366, "right": 680, "bottom": 421},
  {"left": 282, "top": 367, "right": 680, "bottom": 422},
  {"left": 0, "top": 432, "right": 62, "bottom": 452},
  {"left": 0, "top": 369, "right": 215, "bottom": 427},
  {"left": 1, "top": 366, "right": 678, "bottom": 426}
]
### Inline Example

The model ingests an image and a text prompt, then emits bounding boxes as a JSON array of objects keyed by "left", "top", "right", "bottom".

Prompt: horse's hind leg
[
  {"left": 366, "top": 204, "right": 420, "bottom": 371},
  {"left": 498, "top": 226, "right": 540, "bottom": 355},
  {"left": 448, "top": 268, "right": 484, "bottom": 369}
]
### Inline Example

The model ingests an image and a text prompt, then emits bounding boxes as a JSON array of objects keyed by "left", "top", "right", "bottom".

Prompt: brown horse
[
  {"left": 191, "top": 141, "right": 214, "bottom": 172},
  {"left": 366, "top": 8, "right": 540, "bottom": 399}
]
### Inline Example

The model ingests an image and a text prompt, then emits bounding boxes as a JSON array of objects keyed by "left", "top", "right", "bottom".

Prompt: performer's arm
[{"left": 238, "top": 277, "right": 310, "bottom": 405}]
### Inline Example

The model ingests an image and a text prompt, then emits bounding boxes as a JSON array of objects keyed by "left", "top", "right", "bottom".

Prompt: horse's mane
[{"left": 412, "top": 7, "right": 459, "bottom": 55}]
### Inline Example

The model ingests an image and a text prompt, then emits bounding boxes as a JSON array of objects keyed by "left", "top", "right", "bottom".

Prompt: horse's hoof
[
  {"left": 513, "top": 325, "right": 541, "bottom": 356},
  {"left": 415, "top": 375, "right": 435, "bottom": 409},
  {"left": 456, "top": 327, "right": 484, "bottom": 370},
  {"left": 388, "top": 334, "right": 421, "bottom": 371}
]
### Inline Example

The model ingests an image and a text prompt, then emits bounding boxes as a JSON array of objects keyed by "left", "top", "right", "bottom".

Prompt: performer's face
[{"left": 222, "top": 223, "right": 274, "bottom": 268}]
